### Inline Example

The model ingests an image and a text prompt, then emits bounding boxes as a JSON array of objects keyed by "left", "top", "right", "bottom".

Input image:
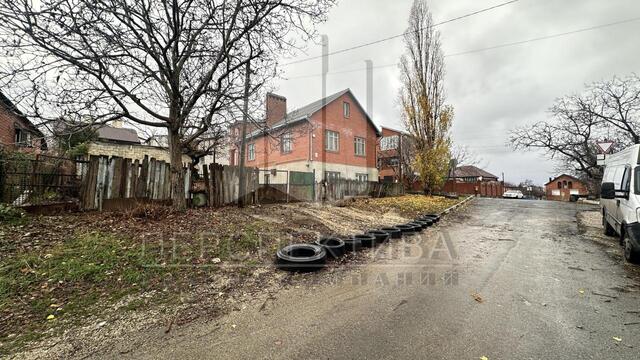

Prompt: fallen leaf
[
  {"left": 480, "top": 356, "right": 489, "bottom": 360},
  {"left": 578, "top": 289, "right": 585, "bottom": 294},
  {"left": 613, "top": 337, "right": 622, "bottom": 342},
  {"left": 471, "top": 293, "right": 483, "bottom": 303},
  {"left": 46, "top": 314, "right": 55, "bottom": 320}
]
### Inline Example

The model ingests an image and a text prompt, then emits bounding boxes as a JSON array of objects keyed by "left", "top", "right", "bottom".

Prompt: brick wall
[
  {"left": 0, "top": 105, "right": 43, "bottom": 152},
  {"left": 544, "top": 175, "right": 589, "bottom": 201},
  {"left": 86, "top": 141, "right": 191, "bottom": 163},
  {"left": 237, "top": 92, "right": 379, "bottom": 181},
  {"left": 266, "top": 93, "right": 287, "bottom": 127}
]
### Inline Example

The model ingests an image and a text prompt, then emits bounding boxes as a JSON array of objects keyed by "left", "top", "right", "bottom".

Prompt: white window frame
[
  {"left": 325, "top": 171, "right": 341, "bottom": 181},
  {"left": 281, "top": 132, "right": 293, "bottom": 153},
  {"left": 354, "top": 137, "right": 366, "bottom": 156},
  {"left": 356, "top": 173, "right": 368, "bottom": 182},
  {"left": 343, "top": 102, "right": 350, "bottom": 118},
  {"left": 325, "top": 130, "right": 339, "bottom": 152},
  {"left": 247, "top": 143, "right": 255, "bottom": 161}
]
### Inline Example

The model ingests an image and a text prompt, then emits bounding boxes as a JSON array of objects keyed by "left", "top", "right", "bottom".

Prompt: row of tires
[{"left": 275, "top": 214, "right": 441, "bottom": 272}]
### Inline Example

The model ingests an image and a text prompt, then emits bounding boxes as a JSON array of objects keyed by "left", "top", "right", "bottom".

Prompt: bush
[{"left": 0, "top": 204, "right": 25, "bottom": 223}]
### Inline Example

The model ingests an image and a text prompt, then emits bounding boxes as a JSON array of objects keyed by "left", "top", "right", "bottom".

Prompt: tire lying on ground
[
  {"left": 276, "top": 244, "right": 327, "bottom": 272},
  {"left": 415, "top": 218, "right": 434, "bottom": 227},
  {"left": 354, "top": 233, "right": 376, "bottom": 248},
  {"left": 406, "top": 222, "right": 424, "bottom": 232},
  {"left": 412, "top": 220, "right": 430, "bottom": 229},
  {"left": 422, "top": 214, "right": 440, "bottom": 223},
  {"left": 367, "top": 230, "right": 390, "bottom": 244},
  {"left": 341, "top": 236, "right": 362, "bottom": 253},
  {"left": 314, "top": 237, "right": 346, "bottom": 259},
  {"left": 395, "top": 224, "right": 416, "bottom": 234},
  {"left": 380, "top": 226, "right": 402, "bottom": 239}
]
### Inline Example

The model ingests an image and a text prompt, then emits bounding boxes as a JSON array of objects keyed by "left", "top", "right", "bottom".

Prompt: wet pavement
[{"left": 103, "top": 198, "right": 640, "bottom": 359}]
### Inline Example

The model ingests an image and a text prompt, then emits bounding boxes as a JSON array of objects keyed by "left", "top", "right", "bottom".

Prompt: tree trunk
[{"left": 168, "top": 128, "right": 186, "bottom": 210}]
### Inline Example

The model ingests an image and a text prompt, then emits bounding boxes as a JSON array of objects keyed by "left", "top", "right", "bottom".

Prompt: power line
[
  {"left": 283, "top": 16, "right": 640, "bottom": 80},
  {"left": 281, "top": 0, "right": 520, "bottom": 67},
  {"left": 446, "top": 16, "right": 640, "bottom": 57}
]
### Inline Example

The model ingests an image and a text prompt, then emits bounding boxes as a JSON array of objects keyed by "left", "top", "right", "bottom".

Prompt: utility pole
[{"left": 238, "top": 61, "right": 251, "bottom": 208}]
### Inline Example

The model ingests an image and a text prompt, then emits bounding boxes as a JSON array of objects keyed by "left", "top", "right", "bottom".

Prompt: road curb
[{"left": 439, "top": 195, "right": 474, "bottom": 216}]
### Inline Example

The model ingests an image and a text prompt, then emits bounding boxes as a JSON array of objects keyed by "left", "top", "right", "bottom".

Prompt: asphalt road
[{"left": 108, "top": 198, "right": 640, "bottom": 359}]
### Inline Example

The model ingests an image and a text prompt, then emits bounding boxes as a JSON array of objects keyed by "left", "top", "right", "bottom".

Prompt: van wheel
[
  {"left": 623, "top": 232, "right": 640, "bottom": 264},
  {"left": 603, "top": 213, "right": 616, "bottom": 237}
]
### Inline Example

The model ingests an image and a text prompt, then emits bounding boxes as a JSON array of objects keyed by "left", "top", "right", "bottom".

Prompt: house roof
[
  {"left": 544, "top": 174, "right": 582, "bottom": 186},
  {"left": 96, "top": 125, "right": 140, "bottom": 144},
  {"left": 248, "top": 89, "right": 382, "bottom": 138},
  {"left": 452, "top": 165, "right": 499, "bottom": 180},
  {"left": 0, "top": 91, "right": 45, "bottom": 138}
]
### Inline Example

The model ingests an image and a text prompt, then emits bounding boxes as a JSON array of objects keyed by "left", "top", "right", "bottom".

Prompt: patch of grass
[
  {"left": 352, "top": 195, "right": 460, "bottom": 217},
  {"left": 0, "top": 231, "right": 166, "bottom": 354}
]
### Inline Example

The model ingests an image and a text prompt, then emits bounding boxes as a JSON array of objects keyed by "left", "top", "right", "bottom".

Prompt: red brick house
[
  {"left": 544, "top": 174, "right": 589, "bottom": 201},
  {"left": 442, "top": 165, "right": 504, "bottom": 197},
  {"left": 0, "top": 91, "right": 46, "bottom": 152},
  {"left": 376, "top": 126, "right": 425, "bottom": 191},
  {"left": 230, "top": 89, "right": 381, "bottom": 182}
]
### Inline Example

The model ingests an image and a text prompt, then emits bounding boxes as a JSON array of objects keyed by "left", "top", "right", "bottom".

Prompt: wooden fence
[
  {"left": 317, "top": 179, "right": 404, "bottom": 202},
  {"left": 201, "top": 163, "right": 259, "bottom": 207},
  {"left": 80, "top": 155, "right": 190, "bottom": 210}
]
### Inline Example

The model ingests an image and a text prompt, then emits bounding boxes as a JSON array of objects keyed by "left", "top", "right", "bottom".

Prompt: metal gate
[{"left": 289, "top": 170, "right": 314, "bottom": 202}]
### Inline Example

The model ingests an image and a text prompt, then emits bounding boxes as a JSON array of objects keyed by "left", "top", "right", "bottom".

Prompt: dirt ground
[{"left": 0, "top": 195, "right": 461, "bottom": 358}]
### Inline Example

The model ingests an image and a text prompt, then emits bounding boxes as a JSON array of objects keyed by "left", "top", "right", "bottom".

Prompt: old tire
[
  {"left": 423, "top": 214, "right": 440, "bottom": 223},
  {"left": 354, "top": 233, "right": 376, "bottom": 248},
  {"left": 341, "top": 236, "right": 362, "bottom": 253},
  {"left": 380, "top": 226, "right": 402, "bottom": 239},
  {"left": 395, "top": 224, "right": 416, "bottom": 234},
  {"left": 412, "top": 220, "right": 430, "bottom": 229},
  {"left": 416, "top": 217, "right": 434, "bottom": 226},
  {"left": 367, "top": 230, "right": 390, "bottom": 244},
  {"left": 314, "top": 237, "right": 346, "bottom": 259},
  {"left": 406, "top": 222, "right": 424, "bottom": 232},
  {"left": 623, "top": 231, "right": 640, "bottom": 264},
  {"left": 276, "top": 244, "right": 326, "bottom": 272}
]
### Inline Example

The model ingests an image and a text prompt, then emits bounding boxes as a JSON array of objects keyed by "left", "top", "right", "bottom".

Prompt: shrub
[{"left": 0, "top": 204, "right": 25, "bottom": 223}]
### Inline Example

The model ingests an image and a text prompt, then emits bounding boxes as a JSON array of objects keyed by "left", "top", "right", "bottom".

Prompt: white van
[{"left": 601, "top": 144, "right": 640, "bottom": 263}]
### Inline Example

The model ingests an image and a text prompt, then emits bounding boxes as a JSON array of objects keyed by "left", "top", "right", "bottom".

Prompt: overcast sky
[{"left": 272, "top": 0, "right": 640, "bottom": 185}]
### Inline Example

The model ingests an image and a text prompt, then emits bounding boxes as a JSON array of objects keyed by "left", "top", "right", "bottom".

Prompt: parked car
[
  {"left": 503, "top": 190, "right": 524, "bottom": 199},
  {"left": 601, "top": 144, "right": 640, "bottom": 263}
]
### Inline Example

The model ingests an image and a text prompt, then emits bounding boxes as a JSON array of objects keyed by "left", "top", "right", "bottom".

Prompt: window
[
  {"left": 14, "top": 128, "right": 31, "bottom": 147},
  {"left": 380, "top": 135, "right": 399, "bottom": 150},
  {"left": 354, "top": 137, "right": 366, "bottom": 156},
  {"left": 356, "top": 173, "right": 368, "bottom": 182},
  {"left": 325, "top": 130, "right": 339, "bottom": 151},
  {"left": 325, "top": 171, "right": 340, "bottom": 182},
  {"left": 247, "top": 143, "right": 255, "bottom": 161},
  {"left": 343, "top": 102, "right": 350, "bottom": 118},
  {"left": 281, "top": 132, "right": 292, "bottom": 153},
  {"left": 557, "top": 181, "right": 561, "bottom": 189},
  {"left": 568, "top": 181, "right": 573, "bottom": 189},
  {"left": 264, "top": 174, "right": 270, "bottom": 185},
  {"left": 622, "top": 166, "right": 631, "bottom": 193}
]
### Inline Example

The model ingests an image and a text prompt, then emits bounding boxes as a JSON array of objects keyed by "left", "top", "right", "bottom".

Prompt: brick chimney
[{"left": 265, "top": 93, "right": 287, "bottom": 127}]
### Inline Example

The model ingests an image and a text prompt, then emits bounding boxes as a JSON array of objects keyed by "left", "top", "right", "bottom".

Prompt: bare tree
[
  {"left": 399, "top": 0, "right": 453, "bottom": 194},
  {"left": 510, "top": 74, "right": 640, "bottom": 194},
  {"left": 578, "top": 74, "right": 640, "bottom": 144},
  {"left": 510, "top": 97, "right": 604, "bottom": 193},
  {"left": 0, "top": 0, "right": 334, "bottom": 209},
  {"left": 451, "top": 144, "right": 484, "bottom": 168}
]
